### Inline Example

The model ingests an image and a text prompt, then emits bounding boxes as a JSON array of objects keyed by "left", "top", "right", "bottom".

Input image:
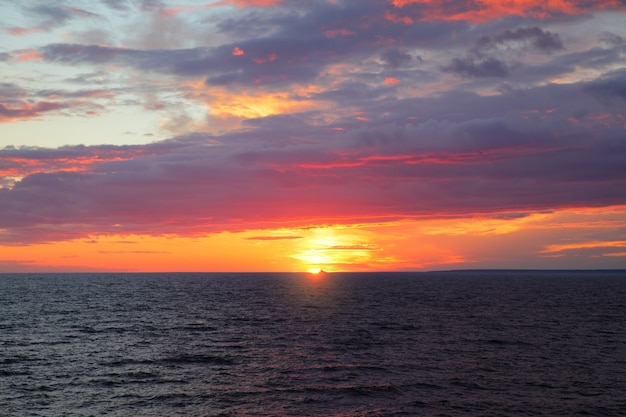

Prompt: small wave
[
  {"left": 402, "top": 381, "right": 444, "bottom": 391},
  {"left": 161, "top": 354, "right": 235, "bottom": 365},
  {"left": 449, "top": 378, "right": 488, "bottom": 390},
  {"left": 104, "top": 358, "right": 153, "bottom": 367},
  {"left": 0, "top": 356, "right": 41, "bottom": 364},
  {"left": 342, "top": 384, "right": 405, "bottom": 397},
  {"left": 104, "top": 355, "right": 234, "bottom": 367},
  {"left": 179, "top": 325, "right": 218, "bottom": 332},
  {"left": 125, "top": 392, "right": 193, "bottom": 409},
  {"left": 78, "top": 325, "right": 129, "bottom": 334},
  {"left": 371, "top": 321, "right": 420, "bottom": 331},
  {"left": 305, "top": 364, "right": 388, "bottom": 373},
  {"left": 463, "top": 337, "right": 537, "bottom": 347},
  {"left": 288, "top": 383, "right": 407, "bottom": 399},
  {"left": 124, "top": 371, "right": 160, "bottom": 379},
  {"left": 0, "top": 369, "right": 30, "bottom": 377}
]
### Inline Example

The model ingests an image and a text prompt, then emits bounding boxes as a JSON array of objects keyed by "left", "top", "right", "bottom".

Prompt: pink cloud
[
  {"left": 0, "top": 101, "right": 67, "bottom": 123},
  {"left": 253, "top": 53, "right": 278, "bottom": 64},
  {"left": 384, "top": 10, "right": 413, "bottom": 25},
  {"left": 8, "top": 26, "right": 45, "bottom": 36},
  {"left": 388, "top": 0, "right": 624, "bottom": 23}
]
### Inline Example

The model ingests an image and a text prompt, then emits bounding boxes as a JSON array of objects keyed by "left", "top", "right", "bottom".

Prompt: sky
[{"left": 1, "top": 0, "right": 625, "bottom": 272}]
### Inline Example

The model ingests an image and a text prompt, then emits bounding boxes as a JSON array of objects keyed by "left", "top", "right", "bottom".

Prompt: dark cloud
[
  {"left": 584, "top": 68, "right": 626, "bottom": 103},
  {"left": 474, "top": 27, "right": 564, "bottom": 55},
  {"left": 381, "top": 48, "right": 413, "bottom": 68},
  {"left": 442, "top": 57, "right": 510, "bottom": 78},
  {"left": 6, "top": 4, "right": 102, "bottom": 34},
  {"left": 35, "top": 88, "right": 114, "bottom": 99},
  {"left": 31, "top": 5, "right": 100, "bottom": 22},
  {"left": 0, "top": 83, "right": 28, "bottom": 99},
  {"left": 552, "top": 42, "right": 626, "bottom": 71},
  {"left": 600, "top": 32, "right": 625, "bottom": 47},
  {"left": 443, "top": 26, "right": 566, "bottom": 79}
]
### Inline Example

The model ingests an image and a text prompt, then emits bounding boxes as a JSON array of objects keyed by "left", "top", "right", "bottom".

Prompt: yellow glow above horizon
[{"left": 1, "top": 205, "right": 625, "bottom": 272}]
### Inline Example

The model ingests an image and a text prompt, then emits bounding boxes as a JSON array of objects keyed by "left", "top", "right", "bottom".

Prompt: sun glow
[{"left": 1, "top": 206, "right": 625, "bottom": 273}]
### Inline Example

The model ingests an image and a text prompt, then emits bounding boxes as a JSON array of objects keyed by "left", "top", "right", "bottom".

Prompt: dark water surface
[{"left": 1, "top": 271, "right": 625, "bottom": 416}]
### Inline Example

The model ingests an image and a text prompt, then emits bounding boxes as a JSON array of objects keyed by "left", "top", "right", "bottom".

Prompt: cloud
[
  {"left": 2, "top": 76, "right": 626, "bottom": 244},
  {"left": 1, "top": 0, "right": 625, "bottom": 253},
  {"left": 389, "top": 0, "right": 624, "bottom": 23},
  {"left": 384, "top": 77, "right": 401, "bottom": 85},
  {"left": 317, "top": 245, "right": 380, "bottom": 251},
  {"left": 443, "top": 27, "right": 565, "bottom": 79},
  {"left": 159, "top": 0, "right": 286, "bottom": 16},
  {"left": 32, "top": 1, "right": 450, "bottom": 91},
  {"left": 380, "top": 47, "right": 413, "bottom": 68},
  {"left": 0, "top": 144, "right": 142, "bottom": 187},
  {"left": 0, "top": 101, "right": 68, "bottom": 123},
  {"left": 473, "top": 27, "right": 564, "bottom": 55},
  {"left": 0, "top": 49, "right": 43, "bottom": 63},
  {"left": 584, "top": 68, "right": 626, "bottom": 103},
  {"left": 443, "top": 56, "right": 510, "bottom": 78},
  {"left": 246, "top": 235, "right": 304, "bottom": 240},
  {"left": 7, "top": 4, "right": 101, "bottom": 36},
  {"left": 0, "top": 80, "right": 115, "bottom": 124}
]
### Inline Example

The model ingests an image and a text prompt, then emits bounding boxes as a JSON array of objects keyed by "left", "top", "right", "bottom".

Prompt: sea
[{"left": 1, "top": 271, "right": 625, "bottom": 417}]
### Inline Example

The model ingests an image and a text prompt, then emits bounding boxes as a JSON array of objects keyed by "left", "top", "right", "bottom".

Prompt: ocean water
[{"left": 1, "top": 271, "right": 625, "bottom": 417}]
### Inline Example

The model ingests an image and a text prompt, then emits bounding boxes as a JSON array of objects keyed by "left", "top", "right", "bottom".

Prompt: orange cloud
[
  {"left": 389, "top": 0, "right": 623, "bottom": 23},
  {"left": 206, "top": 88, "right": 320, "bottom": 119},
  {"left": 232, "top": 46, "right": 245, "bottom": 56},
  {"left": 540, "top": 240, "right": 626, "bottom": 254},
  {"left": 384, "top": 77, "right": 401, "bottom": 85}
]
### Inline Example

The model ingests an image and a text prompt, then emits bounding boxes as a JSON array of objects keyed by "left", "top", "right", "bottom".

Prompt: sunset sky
[{"left": 1, "top": 0, "right": 625, "bottom": 272}]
